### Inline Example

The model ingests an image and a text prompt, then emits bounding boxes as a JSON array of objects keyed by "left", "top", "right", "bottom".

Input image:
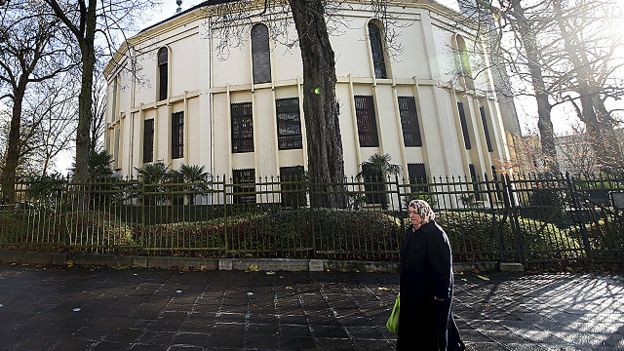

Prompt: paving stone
[{"left": 0, "top": 265, "right": 623, "bottom": 351}]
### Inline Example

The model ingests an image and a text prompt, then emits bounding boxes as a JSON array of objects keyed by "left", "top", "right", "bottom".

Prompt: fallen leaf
[
  {"left": 245, "top": 264, "right": 259, "bottom": 272},
  {"left": 66, "top": 260, "right": 74, "bottom": 268},
  {"left": 475, "top": 274, "right": 490, "bottom": 281}
]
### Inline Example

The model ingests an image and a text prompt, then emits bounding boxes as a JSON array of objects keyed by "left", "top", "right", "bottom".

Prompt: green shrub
[
  {"left": 575, "top": 217, "right": 624, "bottom": 255},
  {"left": 61, "top": 211, "right": 135, "bottom": 248},
  {"left": 436, "top": 211, "right": 580, "bottom": 261},
  {"left": 436, "top": 211, "right": 501, "bottom": 260},
  {"left": 138, "top": 209, "right": 403, "bottom": 258},
  {"left": 516, "top": 216, "right": 581, "bottom": 260},
  {"left": 139, "top": 220, "right": 226, "bottom": 250},
  {"left": 0, "top": 213, "right": 30, "bottom": 244},
  {"left": 526, "top": 187, "right": 566, "bottom": 224}
]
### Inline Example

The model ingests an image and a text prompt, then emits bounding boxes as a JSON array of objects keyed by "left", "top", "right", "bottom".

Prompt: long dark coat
[{"left": 396, "top": 220, "right": 463, "bottom": 351}]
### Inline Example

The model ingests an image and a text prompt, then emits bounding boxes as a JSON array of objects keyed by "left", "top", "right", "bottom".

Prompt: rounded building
[{"left": 104, "top": 0, "right": 514, "bottom": 184}]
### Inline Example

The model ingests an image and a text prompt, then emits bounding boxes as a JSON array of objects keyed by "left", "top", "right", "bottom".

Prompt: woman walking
[{"left": 397, "top": 200, "right": 465, "bottom": 351}]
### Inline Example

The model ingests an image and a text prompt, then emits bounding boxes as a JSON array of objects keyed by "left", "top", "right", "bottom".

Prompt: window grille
[
  {"left": 408, "top": 163, "right": 428, "bottom": 194},
  {"left": 480, "top": 106, "right": 494, "bottom": 152},
  {"left": 455, "top": 35, "right": 474, "bottom": 90},
  {"left": 276, "top": 98, "right": 302, "bottom": 150},
  {"left": 158, "top": 47, "right": 168, "bottom": 101},
  {"left": 172, "top": 111, "right": 184, "bottom": 159},
  {"left": 355, "top": 96, "right": 379, "bottom": 147},
  {"left": 231, "top": 102, "right": 254, "bottom": 153},
  {"left": 368, "top": 22, "right": 388, "bottom": 79},
  {"left": 398, "top": 96, "right": 422, "bottom": 147},
  {"left": 279, "top": 166, "right": 306, "bottom": 207},
  {"left": 251, "top": 24, "right": 271, "bottom": 84},
  {"left": 143, "top": 119, "right": 154, "bottom": 163},
  {"left": 362, "top": 163, "right": 386, "bottom": 206},
  {"left": 233, "top": 169, "right": 256, "bottom": 204},
  {"left": 457, "top": 102, "right": 472, "bottom": 150},
  {"left": 469, "top": 164, "right": 482, "bottom": 200}
]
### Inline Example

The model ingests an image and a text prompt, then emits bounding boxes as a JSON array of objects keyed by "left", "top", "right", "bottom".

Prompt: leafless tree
[
  {"left": 26, "top": 78, "right": 78, "bottom": 176},
  {"left": 90, "top": 70, "right": 107, "bottom": 153},
  {"left": 552, "top": 0, "right": 624, "bottom": 174},
  {"left": 42, "top": 0, "right": 159, "bottom": 184},
  {"left": 0, "top": 1, "right": 75, "bottom": 201},
  {"left": 456, "top": 0, "right": 624, "bottom": 175}
]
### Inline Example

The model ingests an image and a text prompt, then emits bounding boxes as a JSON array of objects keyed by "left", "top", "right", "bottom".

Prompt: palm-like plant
[
  {"left": 357, "top": 153, "right": 401, "bottom": 180},
  {"left": 170, "top": 164, "right": 212, "bottom": 205},
  {"left": 357, "top": 153, "right": 401, "bottom": 209},
  {"left": 135, "top": 162, "right": 169, "bottom": 184},
  {"left": 135, "top": 162, "right": 169, "bottom": 206},
  {"left": 88, "top": 150, "right": 115, "bottom": 180},
  {"left": 70, "top": 150, "right": 115, "bottom": 181}
]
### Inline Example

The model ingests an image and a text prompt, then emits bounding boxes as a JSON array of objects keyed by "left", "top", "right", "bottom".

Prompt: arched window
[
  {"left": 157, "top": 47, "right": 168, "bottom": 100},
  {"left": 368, "top": 21, "right": 388, "bottom": 79},
  {"left": 454, "top": 34, "right": 474, "bottom": 90},
  {"left": 251, "top": 23, "right": 271, "bottom": 84}
]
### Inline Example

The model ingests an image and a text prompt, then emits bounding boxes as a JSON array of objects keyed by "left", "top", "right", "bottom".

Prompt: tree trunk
[
  {"left": 288, "top": 0, "right": 346, "bottom": 208},
  {"left": 1, "top": 83, "right": 27, "bottom": 204},
  {"left": 74, "top": 3, "right": 97, "bottom": 184},
  {"left": 511, "top": 0, "right": 559, "bottom": 174}
]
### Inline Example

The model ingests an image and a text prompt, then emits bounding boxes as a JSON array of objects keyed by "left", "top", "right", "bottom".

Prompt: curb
[{"left": 0, "top": 250, "right": 501, "bottom": 273}]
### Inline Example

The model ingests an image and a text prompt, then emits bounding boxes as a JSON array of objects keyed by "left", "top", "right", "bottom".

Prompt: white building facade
[{"left": 104, "top": 0, "right": 513, "bottom": 184}]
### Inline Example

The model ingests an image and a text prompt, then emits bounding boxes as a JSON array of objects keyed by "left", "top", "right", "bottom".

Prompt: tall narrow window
[
  {"left": 276, "top": 98, "right": 302, "bottom": 150},
  {"left": 362, "top": 163, "right": 386, "bottom": 206},
  {"left": 111, "top": 77, "right": 118, "bottom": 122},
  {"left": 457, "top": 102, "right": 472, "bottom": 150},
  {"left": 113, "top": 127, "right": 121, "bottom": 169},
  {"left": 368, "top": 22, "right": 388, "bottom": 79},
  {"left": 233, "top": 169, "right": 256, "bottom": 204},
  {"left": 355, "top": 95, "right": 379, "bottom": 147},
  {"left": 480, "top": 106, "right": 494, "bottom": 152},
  {"left": 251, "top": 23, "right": 271, "bottom": 84},
  {"left": 157, "top": 47, "right": 168, "bottom": 101},
  {"left": 280, "top": 166, "right": 306, "bottom": 207},
  {"left": 408, "top": 163, "right": 428, "bottom": 194},
  {"left": 231, "top": 102, "right": 254, "bottom": 153},
  {"left": 143, "top": 119, "right": 154, "bottom": 163},
  {"left": 398, "top": 96, "right": 422, "bottom": 147},
  {"left": 454, "top": 35, "right": 474, "bottom": 90},
  {"left": 172, "top": 111, "right": 184, "bottom": 159},
  {"left": 468, "top": 163, "right": 482, "bottom": 201}
]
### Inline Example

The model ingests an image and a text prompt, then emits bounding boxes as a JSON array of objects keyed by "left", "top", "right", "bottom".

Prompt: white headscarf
[{"left": 408, "top": 199, "right": 435, "bottom": 231}]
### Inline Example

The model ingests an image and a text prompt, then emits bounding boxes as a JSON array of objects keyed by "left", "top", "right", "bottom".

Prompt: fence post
[
  {"left": 310, "top": 176, "right": 316, "bottom": 257},
  {"left": 566, "top": 173, "right": 593, "bottom": 263},
  {"left": 223, "top": 175, "right": 228, "bottom": 256},
  {"left": 504, "top": 174, "right": 526, "bottom": 264},
  {"left": 141, "top": 179, "right": 145, "bottom": 252},
  {"left": 395, "top": 174, "right": 404, "bottom": 229},
  {"left": 395, "top": 175, "right": 404, "bottom": 262},
  {"left": 485, "top": 173, "right": 504, "bottom": 262}
]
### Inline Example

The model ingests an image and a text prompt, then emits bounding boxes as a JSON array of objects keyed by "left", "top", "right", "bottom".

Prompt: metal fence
[{"left": 1, "top": 173, "right": 623, "bottom": 265}]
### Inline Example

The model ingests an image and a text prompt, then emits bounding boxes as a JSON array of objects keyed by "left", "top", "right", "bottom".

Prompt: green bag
[{"left": 386, "top": 294, "right": 400, "bottom": 334}]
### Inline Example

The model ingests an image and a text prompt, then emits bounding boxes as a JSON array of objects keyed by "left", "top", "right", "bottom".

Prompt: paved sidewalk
[{"left": 0, "top": 264, "right": 622, "bottom": 351}]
